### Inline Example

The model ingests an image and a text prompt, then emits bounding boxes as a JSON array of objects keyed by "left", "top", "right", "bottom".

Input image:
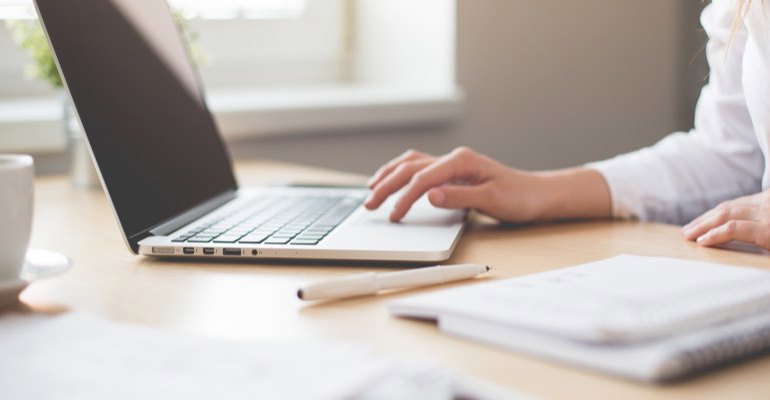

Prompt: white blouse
[{"left": 588, "top": 0, "right": 770, "bottom": 225}]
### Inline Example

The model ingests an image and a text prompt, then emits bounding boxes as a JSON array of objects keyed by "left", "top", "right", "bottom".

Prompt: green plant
[
  {"left": 5, "top": 6, "right": 204, "bottom": 89},
  {"left": 171, "top": 8, "right": 207, "bottom": 67},
  {"left": 6, "top": 18, "right": 62, "bottom": 88}
]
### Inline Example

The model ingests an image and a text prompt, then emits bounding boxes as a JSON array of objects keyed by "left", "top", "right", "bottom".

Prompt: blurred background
[{"left": 0, "top": 0, "right": 708, "bottom": 176}]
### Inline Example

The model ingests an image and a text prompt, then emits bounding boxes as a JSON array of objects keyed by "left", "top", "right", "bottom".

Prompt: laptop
[{"left": 34, "top": 0, "right": 465, "bottom": 262}]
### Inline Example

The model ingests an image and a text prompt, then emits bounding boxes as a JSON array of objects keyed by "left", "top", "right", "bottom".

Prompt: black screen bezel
[{"left": 34, "top": 0, "right": 239, "bottom": 253}]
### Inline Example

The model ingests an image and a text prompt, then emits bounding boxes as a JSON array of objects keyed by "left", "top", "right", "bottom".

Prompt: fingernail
[
  {"left": 389, "top": 206, "right": 402, "bottom": 222},
  {"left": 696, "top": 235, "right": 707, "bottom": 244},
  {"left": 429, "top": 189, "right": 445, "bottom": 206}
]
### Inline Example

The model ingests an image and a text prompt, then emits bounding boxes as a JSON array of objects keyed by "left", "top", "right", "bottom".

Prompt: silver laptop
[{"left": 35, "top": 0, "right": 465, "bottom": 262}]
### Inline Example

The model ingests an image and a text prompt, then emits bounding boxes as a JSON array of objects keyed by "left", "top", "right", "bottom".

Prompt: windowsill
[{"left": 0, "top": 85, "right": 464, "bottom": 153}]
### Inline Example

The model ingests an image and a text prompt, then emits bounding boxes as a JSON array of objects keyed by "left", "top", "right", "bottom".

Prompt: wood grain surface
[{"left": 17, "top": 160, "right": 770, "bottom": 400}]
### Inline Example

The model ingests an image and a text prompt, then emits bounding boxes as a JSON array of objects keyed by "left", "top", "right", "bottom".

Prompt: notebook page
[{"left": 391, "top": 255, "right": 770, "bottom": 344}]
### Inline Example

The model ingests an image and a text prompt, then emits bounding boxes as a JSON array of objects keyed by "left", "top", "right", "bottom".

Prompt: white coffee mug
[{"left": 0, "top": 155, "right": 34, "bottom": 281}]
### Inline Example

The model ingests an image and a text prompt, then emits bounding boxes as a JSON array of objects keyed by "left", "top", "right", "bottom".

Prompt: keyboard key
[
  {"left": 195, "top": 231, "right": 220, "bottom": 236},
  {"left": 259, "top": 224, "right": 283, "bottom": 231},
  {"left": 251, "top": 230, "right": 277, "bottom": 237},
  {"left": 213, "top": 235, "right": 243, "bottom": 243},
  {"left": 290, "top": 239, "right": 320, "bottom": 245},
  {"left": 296, "top": 234, "right": 324, "bottom": 241},
  {"left": 311, "top": 224, "right": 336, "bottom": 229},
  {"left": 199, "top": 232, "right": 224, "bottom": 238},
  {"left": 240, "top": 232, "right": 269, "bottom": 240},
  {"left": 298, "top": 231, "right": 325, "bottom": 237},
  {"left": 240, "top": 237, "right": 267, "bottom": 244},
  {"left": 264, "top": 237, "right": 291, "bottom": 245},
  {"left": 181, "top": 194, "right": 361, "bottom": 247}
]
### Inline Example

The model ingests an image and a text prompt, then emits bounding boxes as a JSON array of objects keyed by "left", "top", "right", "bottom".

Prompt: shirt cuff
[{"left": 584, "top": 158, "right": 641, "bottom": 220}]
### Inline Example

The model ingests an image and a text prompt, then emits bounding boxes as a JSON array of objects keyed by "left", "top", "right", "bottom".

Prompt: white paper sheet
[
  {"left": 0, "top": 312, "right": 529, "bottom": 400},
  {"left": 0, "top": 313, "right": 390, "bottom": 400},
  {"left": 392, "top": 254, "right": 770, "bottom": 344}
]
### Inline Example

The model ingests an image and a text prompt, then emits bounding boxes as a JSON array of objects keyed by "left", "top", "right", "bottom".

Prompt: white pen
[{"left": 297, "top": 263, "right": 490, "bottom": 301}]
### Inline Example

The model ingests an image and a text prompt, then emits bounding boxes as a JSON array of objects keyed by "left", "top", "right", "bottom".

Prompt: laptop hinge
[{"left": 148, "top": 190, "right": 237, "bottom": 237}]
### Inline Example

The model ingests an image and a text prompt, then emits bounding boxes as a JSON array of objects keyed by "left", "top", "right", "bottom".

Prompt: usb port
[
  {"left": 182, "top": 247, "right": 195, "bottom": 255},
  {"left": 223, "top": 248, "right": 241, "bottom": 256},
  {"left": 203, "top": 248, "right": 215, "bottom": 255},
  {"left": 152, "top": 247, "right": 174, "bottom": 255}
]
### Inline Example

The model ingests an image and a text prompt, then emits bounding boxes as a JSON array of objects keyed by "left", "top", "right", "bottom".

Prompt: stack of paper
[
  {"left": 0, "top": 313, "right": 527, "bottom": 400},
  {"left": 390, "top": 254, "right": 770, "bottom": 382}
]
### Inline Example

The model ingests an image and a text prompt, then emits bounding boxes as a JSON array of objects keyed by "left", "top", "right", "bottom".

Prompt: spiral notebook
[{"left": 390, "top": 254, "right": 770, "bottom": 382}]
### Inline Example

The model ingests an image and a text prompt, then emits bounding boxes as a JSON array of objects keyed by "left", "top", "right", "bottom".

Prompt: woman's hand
[
  {"left": 682, "top": 191, "right": 770, "bottom": 250},
  {"left": 364, "top": 147, "right": 612, "bottom": 223},
  {"left": 364, "top": 147, "right": 540, "bottom": 222}
]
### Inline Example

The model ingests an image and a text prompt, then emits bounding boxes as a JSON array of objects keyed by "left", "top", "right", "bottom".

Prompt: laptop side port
[
  {"left": 223, "top": 248, "right": 241, "bottom": 256},
  {"left": 153, "top": 247, "right": 174, "bottom": 255},
  {"left": 183, "top": 247, "right": 195, "bottom": 255},
  {"left": 203, "top": 248, "right": 215, "bottom": 255}
]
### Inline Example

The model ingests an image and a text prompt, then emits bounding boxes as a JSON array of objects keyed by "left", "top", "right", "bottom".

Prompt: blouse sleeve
[{"left": 586, "top": 0, "right": 762, "bottom": 225}]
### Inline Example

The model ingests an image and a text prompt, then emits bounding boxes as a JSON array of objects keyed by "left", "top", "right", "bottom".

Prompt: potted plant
[{"left": 6, "top": 8, "right": 203, "bottom": 189}]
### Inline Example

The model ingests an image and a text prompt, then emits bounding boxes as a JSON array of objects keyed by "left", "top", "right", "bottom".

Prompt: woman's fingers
[
  {"left": 682, "top": 204, "right": 755, "bottom": 241},
  {"left": 682, "top": 201, "right": 739, "bottom": 234},
  {"left": 366, "top": 147, "right": 494, "bottom": 222},
  {"left": 685, "top": 191, "right": 770, "bottom": 251},
  {"left": 366, "top": 150, "right": 432, "bottom": 189},
  {"left": 427, "top": 184, "right": 489, "bottom": 210},
  {"left": 389, "top": 148, "right": 480, "bottom": 222},
  {"left": 682, "top": 204, "right": 727, "bottom": 236},
  {"left": 695, "top": 220, "right": 762, "bottom": 247},
  {"left": 364, "top": 158, "right": 433, "bottom": 210}
]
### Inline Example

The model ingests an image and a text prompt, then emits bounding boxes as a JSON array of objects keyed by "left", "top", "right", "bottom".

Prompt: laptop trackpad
[
  {"left": 315, "top": 193, "right": 465, "bottom": 253},
  {"left": 353, "top": 194, "right": 464, "bottom": 227}
]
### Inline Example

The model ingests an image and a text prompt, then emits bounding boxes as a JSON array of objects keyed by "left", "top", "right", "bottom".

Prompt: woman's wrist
[{"left": 528, "top": 167, "right": 612, "bottom": 221}]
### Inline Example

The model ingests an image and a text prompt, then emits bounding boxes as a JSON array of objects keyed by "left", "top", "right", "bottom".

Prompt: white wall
[{"left": 228, "top": 0, "right": 707, "bottom": 175}]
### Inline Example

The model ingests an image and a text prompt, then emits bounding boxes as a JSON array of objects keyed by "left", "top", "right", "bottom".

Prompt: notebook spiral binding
[{"left": 660, "top": 309, "right": 770, "bottom": 380}]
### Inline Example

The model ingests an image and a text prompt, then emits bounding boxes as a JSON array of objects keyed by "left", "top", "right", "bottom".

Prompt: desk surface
[{"left": 22, "top": 160, "right": 770, "bottom": 399}]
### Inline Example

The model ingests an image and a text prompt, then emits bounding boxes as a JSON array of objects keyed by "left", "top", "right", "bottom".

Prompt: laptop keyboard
[{"left": 171, "top": 194, "right": 364, "bottom": 246}]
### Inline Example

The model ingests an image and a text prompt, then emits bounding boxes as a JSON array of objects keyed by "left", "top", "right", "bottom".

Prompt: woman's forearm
[{"left": 529, "top": 167, "right": 612, "bottom": 221}]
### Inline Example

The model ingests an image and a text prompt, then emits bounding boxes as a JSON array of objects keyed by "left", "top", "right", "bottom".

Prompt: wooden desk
[{"left": 21, "top": 160, "right": 770, "bottom": 399}]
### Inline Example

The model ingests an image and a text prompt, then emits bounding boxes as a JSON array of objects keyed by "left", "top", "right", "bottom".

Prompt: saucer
[{"left": 0, "top": 249, "right": 71, "bottom": 308}]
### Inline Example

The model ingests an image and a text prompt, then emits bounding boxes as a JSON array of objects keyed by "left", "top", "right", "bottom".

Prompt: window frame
[{"left": 0, "top": 0, "right": 462, "bottom": 153}]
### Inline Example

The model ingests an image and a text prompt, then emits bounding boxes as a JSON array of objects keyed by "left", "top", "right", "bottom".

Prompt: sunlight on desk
[{"left": 17, "top": 160, "right": 770, "bottom": 400}]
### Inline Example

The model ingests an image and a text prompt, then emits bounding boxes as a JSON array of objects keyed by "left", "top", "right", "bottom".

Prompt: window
[
  {"left": 169, "top": 0, "right": 305, "bottom": 20},
  {"left": 189, "top": 0, "right": 346, "bottom": 90},
  {"left": 0, "top": 0, "right": 30, "bottom": 19},
  {"left": 0, "top": 0, "right": 339, "bottom": 96},
  {"left": 0, "top": 0, "right": 460, "bottom": 152}
]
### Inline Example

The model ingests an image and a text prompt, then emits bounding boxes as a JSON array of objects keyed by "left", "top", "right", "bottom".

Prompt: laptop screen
[{"left": 35, "top": 0, "right": 238, "bottom": 249}]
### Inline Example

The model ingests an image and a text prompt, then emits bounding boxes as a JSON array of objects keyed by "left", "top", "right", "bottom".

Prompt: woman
[{"left": 364, "top": 0, "right": 770, "bottom": 250}]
